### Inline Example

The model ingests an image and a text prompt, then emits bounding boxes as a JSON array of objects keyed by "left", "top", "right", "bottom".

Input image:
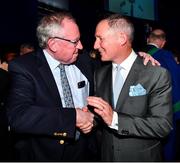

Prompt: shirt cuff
[{"left": 109, "top": 111, "right": 118, "bottom": 130}]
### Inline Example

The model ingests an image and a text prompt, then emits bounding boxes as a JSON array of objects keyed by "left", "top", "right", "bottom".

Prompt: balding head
[{"left": 147, "top": 29, "right": 166, "bottom": 48}]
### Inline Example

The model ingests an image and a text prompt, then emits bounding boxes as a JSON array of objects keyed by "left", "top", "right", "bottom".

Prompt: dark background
[{"left": 0, "top": 0, "right": 180, "bottom": 55}]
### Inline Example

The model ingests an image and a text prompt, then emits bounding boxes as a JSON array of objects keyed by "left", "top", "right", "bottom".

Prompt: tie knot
[
  {"left": 116, "top": 65, "right": 122, "bottom": 71},
  {"left": 58, "top": 63, "right": 65, "bottom": 70}
]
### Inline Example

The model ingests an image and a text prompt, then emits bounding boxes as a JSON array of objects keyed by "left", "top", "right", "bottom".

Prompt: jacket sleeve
[
  {"left": 117, "top": 68, "right": 173, "bottom": 138},
  {"left": 7, "top": 60, "right": 76, "bottom": 139}
]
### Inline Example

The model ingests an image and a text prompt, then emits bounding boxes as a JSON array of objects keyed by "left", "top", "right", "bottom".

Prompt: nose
[
  {"left": 94, "top": 39, "right": 99, "bottom": 50},
  {"left": 77, "top": 40, "right": 83, "bottom": 49}
]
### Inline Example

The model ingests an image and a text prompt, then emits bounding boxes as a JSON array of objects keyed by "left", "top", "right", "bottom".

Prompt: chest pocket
[
  {"left": 121, "top": 95, "right": 148, "bottom": 116},
  {"left": 73, "top": 80, "right": 89, "bottom": 108}
]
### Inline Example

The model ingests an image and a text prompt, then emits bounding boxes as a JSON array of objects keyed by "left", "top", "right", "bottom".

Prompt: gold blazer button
[
  {"left": 63, "top": 132, "right": 67, "bottom": 137},
  {"left": 59, "top": 140, "right": 64, "bottom": 144}
]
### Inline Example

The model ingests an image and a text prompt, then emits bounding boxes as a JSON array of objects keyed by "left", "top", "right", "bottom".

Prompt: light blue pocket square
[{"left": 129, "top": 84, "right": 146, "bottom": 96}]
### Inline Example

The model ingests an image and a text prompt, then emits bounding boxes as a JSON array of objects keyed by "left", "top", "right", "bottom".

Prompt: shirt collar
[
  {"left": 43, "top": 49, "right": 60, "bottom": 71},
  {"left": 148, "top": 43, "right": 159, "bottom": 48},
  {"left": 112, "top": 50, "right": 137, "bottom": 71}
]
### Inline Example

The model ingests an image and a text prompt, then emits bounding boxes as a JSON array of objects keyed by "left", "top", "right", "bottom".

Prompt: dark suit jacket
[
  {"left": 7, "top": 49, "right": 95, "bottom": 161},
  {"left": 94, "top": 56, "right": 173, "bottom": 161},
  {"left": 0, "top": 68, "right": 10, "bottom": 105},
  {"left": 0, "top": 68, "right": 11, "bottom": 161},
  {"left": 0, "top": 68, "right": 10, "bottom": 134}
]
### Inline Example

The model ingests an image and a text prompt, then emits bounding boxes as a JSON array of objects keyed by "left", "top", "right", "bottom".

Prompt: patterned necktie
[
  {"left": 59, "top": 64, "right": 80, "bottom": 140},
  {"left": 59, "top": 63, "right": 74, "bottom": 108},
  {"left": 113, "top": 65, "right": 124, "bottom": 108}
]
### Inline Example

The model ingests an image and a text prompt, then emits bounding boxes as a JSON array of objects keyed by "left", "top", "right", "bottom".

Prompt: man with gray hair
[{"left": 7, "top": 10, "right": 96, "bottom": 161}]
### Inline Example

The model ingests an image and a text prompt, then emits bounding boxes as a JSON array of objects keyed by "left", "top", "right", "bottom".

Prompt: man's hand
[
  {"left": 87, "top": 96, "right": 113, "bottom": 126},
  {"left": 138, "top": 51, "right": 160, "bottom": 66},
  {"left": 76, "top": 108, "right": 94, "bottom": 134}
]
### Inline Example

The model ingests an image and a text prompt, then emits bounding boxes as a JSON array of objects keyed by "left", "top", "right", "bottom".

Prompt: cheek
[
  {"left": 62, "top": 49, "right": 77, "bottom": 61},
  {"left": 104, "top": 47, "right": 117, "bottom": 60}
]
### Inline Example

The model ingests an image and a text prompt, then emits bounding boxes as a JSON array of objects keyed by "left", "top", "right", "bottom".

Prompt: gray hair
[
  {"left": 36, "top": 11, "right": 76, "bottom": 48},
  {"left": 104, "top": 14, "right": 134, "bottom": 43}
]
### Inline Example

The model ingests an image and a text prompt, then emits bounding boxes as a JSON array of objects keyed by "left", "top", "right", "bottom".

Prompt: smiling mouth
[{"left": 99, "top": 51, "right": 104, "bottom": 55}]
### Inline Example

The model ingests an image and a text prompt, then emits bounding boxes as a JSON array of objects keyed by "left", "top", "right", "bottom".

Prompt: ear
[
  {"left": 147, "top": 38, "right": 150, "bottom": 43},
  {"left": 160, "top": 40, "right": 166, "bottom": 48},
  {"left": 118, "top": 32, "right": 127, "bottom": 45},
  {"left": 47, "top": 38, "right": 58, "bottom": 53}
]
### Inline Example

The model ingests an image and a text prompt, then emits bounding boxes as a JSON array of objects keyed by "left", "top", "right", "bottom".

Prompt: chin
[
  {"left": 101, "top": 57, "right": 108, "bottom": 61},
  {"left": 71, "top": 57, "right": 78, "bottom": 63}
]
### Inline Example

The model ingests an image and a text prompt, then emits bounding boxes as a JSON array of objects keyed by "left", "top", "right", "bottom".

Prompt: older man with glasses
[{"left": 6, "top": 10, "right": 96, "bottom": 162}]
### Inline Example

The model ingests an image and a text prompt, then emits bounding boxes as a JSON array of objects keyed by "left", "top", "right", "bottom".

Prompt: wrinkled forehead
[
  {"left": 61, "top": 18, "right": 80, "bottom": 37},
  {"left": 95, "top": 20, "right": 111, "bottom": 34},
  {"left": 96, "top": 20, "right": 108, "bottom": 29}
]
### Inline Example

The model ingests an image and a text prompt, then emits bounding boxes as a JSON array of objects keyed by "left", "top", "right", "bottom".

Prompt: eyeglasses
[{"left": 50, "top": 36, "right": 80, "bottom": 46}]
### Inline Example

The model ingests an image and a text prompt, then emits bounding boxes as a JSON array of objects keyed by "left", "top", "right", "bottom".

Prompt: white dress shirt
[
  {"left": 110, "top": 50, "right": 137, "bottom": 130},
  {"left": 43, "top": 50, "right": 89, "bottom": 109},
  {"left": 147, "top": 43, "right": 159, "bottom": 48}
]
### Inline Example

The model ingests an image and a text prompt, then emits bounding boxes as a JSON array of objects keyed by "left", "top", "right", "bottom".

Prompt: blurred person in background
[
  {"left": 143, "top": 28, "right": 180, "bottom": 161},
  {"left": 19, "top": 42, "right": 35, "bottom": 55}
]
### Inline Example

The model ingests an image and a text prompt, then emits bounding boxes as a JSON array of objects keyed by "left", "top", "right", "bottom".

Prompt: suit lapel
[
  {"left": 116, "top": 57, "right": 142, "bottom": 110},
  {"left": 105, "top": 65, "right": 113, "bottom": 105},
  {"left": 97, "top": 64, "right": 113, "bottom": 107},
  {"left": 37, "top": 50, "right": 61, "bottom": 106}
]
